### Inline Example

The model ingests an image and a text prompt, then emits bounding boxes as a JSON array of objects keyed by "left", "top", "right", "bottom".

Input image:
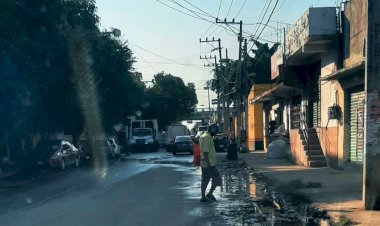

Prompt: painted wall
[
  {"left": 290, "top": 129, "right": 307, "bottom": 166},
  {"left": 343, "top": 0, "right": 367, "bottom": 68},
  {"left": 247, "top": 84, "right": 272, "bottom": 151},
  {"left": 319, "top": 47, "right": 342, "bottom": 168}
]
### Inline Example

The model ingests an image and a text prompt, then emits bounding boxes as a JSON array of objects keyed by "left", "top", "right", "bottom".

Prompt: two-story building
[{"left": 250, "top": 1, "right": 368, "bottom": 170}]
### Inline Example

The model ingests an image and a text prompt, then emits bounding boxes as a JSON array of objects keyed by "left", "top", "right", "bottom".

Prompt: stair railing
[{"left": 300, "top": 111, "right": 308, "bottom": 145}]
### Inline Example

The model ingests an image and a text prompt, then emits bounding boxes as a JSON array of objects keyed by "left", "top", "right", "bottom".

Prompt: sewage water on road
[{"left": 164, "top": 156, "right": 329, "bottom": 226}]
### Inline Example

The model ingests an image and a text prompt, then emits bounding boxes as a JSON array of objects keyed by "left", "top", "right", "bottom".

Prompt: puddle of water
[{"left": 174, "top": 159, "right": 329, "bottom": 226}]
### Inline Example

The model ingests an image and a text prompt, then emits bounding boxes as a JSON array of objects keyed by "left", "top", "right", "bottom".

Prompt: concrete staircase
[{"left": 300, "top": 128, "right": 327, "bottom": 167}]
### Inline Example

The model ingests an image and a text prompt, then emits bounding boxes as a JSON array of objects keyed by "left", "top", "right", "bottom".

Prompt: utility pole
[
  {"left": 200, "top": 38, "right": 226, "bottom": 129},
  {"left": 200, "top": 54, "right": 216, "bottom": 114},
  {"left": 243, "top": 39, "right": 248, "bottom": 152},
  {"left": 225, "top": 48, "right": 230, "bottom": 137},
  {"left": 216, "top": 18, "right": 244, "bottom": 149},
  {"left": 363, "top": 0, "right": 380, "bottom": 210},
  {"left": 217, "top": 38, "right": 225, "bottom": 132}
]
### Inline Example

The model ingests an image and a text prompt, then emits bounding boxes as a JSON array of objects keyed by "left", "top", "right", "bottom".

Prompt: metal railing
[{"left": 300, "top": 111, "right": 309, "bottom": 145}]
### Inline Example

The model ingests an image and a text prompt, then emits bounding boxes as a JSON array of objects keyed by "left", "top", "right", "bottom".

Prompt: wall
[
  {"left": 290, "top": 129, "right": 307, "bottom": 166},
  {"left": 343, "top": 0, "right": 367, "bottom": 67},
  {"left": 319, "top": 46, "right": 342, "bottom": 168},
  {"left": 247, "top": 84, "right": 272, "bottom": 151},
  {"left": 286, "top": 7, "right": 337, "bottom": 56}
]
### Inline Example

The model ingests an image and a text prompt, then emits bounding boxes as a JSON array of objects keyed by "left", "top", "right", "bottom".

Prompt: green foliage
[
  {"left": 209, "top": 41, "right": 279, "bottom": 98},
  {"left": 0, "top": 0, "right": 144, "bottom": 145},
  {"left": 144, "top": 72, "right": 198, "bottom": 130}
]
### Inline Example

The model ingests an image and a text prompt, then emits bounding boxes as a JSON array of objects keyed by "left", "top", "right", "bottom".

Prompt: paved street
[{"left": 0, "top": 149, "right": 227, "bottom": 226}]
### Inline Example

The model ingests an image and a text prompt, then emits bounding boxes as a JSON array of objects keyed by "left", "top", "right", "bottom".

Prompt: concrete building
[
  {"left": 252, "top": 7, "right": 339, "bottom": 167},
  {"left": 251, "top": 2, "right": 368, "bottom": 170},
  {"left": 322, "top": 0, "right": 367, "bottom": 168}
]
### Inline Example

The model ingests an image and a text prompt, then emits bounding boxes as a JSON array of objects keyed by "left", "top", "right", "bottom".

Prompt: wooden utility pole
[
  {"left": 243, "top": 39, "right": 248, "bottom": 151},
  {"left": 363, "top": 0, "right": 380, "bottom": 210},
  {"left": 217, "top": 38, "right": 225, "bottom": 132},
  {"left": 216, "top": 19, "right": 244, "bottom": 148},
  {"left": 225, "top": 48, "right": 231, "bottom": 137}
]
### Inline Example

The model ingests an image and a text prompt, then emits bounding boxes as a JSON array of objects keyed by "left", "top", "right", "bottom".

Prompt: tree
[
  {"left": 208, "top": 41, "right": 279, "bottom": 98},
  {"left": 0, "top": 0, "right": 145, "bottom": 164},
  {"left": 143, "top": 72, "right": 198, "bottom": 130}
]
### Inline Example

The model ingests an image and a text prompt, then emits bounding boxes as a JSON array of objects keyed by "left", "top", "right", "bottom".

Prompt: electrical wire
[
  {"left": 217, "top": 0, "right": 223, "bottom": 18},
  {"left": 234, "top": 0, "right": 247, "bottom": 19},
  {"left": 201, "top": 23, "right": 215, "bottom": 38},
  {"left": 182, "top": 0, "right": 215, "bottom": 18},
  {"left": 273, "top": 0, "right": 287, "bottom": 14},
  {"left": 133, "top": 44, "right": 205, "bottom": 71},
  {"left": 155, "top": 0, "right": 237, "bottom": 38},
  {"left": 226, "top": 0, "right": 234, "bottom": 18},
  {"left": 252, "top": 0, "right": 270, "bottom": 35},
  {"left": 133, "top": 50, "right": 160, "bottom": 73},
  {"left": 168, "top": 0, "right": 213, "bottom": 19},
  {"left": 252, "top": 0, "right": 273, "bottom": 39}
]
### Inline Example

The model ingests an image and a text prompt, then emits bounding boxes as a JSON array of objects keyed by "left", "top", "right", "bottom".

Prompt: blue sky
[{"left": 95, "top": 0, "right": 339, "bottom": 107}]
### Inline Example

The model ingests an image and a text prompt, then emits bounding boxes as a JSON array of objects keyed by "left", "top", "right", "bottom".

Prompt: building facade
[{"left": 251, "top": 3, "right": 366, "bottom": 169}]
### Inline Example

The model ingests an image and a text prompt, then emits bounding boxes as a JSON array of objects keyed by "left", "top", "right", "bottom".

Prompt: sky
[{"left": 95, "top": 0, "right": 340, "bottom": 108}]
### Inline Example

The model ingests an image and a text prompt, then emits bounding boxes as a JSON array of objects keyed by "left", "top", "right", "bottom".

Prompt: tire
[
  {"left": 74, "top": 157, "right": 80, "bottom": 168},
  {"left": 60, "top": 159, "right": 66, "bottom": 171}
]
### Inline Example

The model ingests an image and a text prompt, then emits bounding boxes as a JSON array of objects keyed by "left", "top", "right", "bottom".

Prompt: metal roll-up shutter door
[{"left": 349, "top": 91, "right": 365, "bottom": 163}]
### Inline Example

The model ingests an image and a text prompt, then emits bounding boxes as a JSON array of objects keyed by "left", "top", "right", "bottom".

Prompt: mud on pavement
[
  {"left": 156, "top": 155, "right": 330, "bottom": 226},
  {"left": 214, "top": 159, "right": 330, "bottom": 226}
]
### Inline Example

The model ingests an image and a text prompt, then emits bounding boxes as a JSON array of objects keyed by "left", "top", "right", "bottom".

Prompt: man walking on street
[{"left": 200, "top": 125, "right": 222, "bottom": 202}]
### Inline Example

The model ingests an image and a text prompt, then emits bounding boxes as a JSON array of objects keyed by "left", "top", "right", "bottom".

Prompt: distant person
[
  {"left": 199, "top": 126, "right": 222, "bottom": 203},
  {"left": 192, "top": 138, "right": 201, "bottom": 167}
]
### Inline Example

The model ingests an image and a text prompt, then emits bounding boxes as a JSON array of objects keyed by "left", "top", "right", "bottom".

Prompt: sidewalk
[{"left": 240, "top": 151, "right": 380, "bottom": 226}]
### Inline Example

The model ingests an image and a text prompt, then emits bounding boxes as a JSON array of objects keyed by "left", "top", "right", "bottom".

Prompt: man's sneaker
[
  {"left": 206, "top": 193, "right": 217, "bottom": 202},
  {"left": 200, "top": 197, "right": 211, "bottom": 203}
]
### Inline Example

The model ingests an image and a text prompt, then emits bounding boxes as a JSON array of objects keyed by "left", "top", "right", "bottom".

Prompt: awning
[
  {"left": 321, "top": 61, "right": 365, "bottom": 81},
  {"left": 249, "top": 83, "right": 301, "bottom": 104}
]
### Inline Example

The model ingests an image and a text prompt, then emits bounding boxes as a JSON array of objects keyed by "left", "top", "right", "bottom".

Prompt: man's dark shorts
[{"left": 201, "top": 166, "right": 222, "bottom": 186}]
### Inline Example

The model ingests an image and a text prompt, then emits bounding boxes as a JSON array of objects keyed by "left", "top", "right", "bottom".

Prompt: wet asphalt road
[{"left": 0, "top": 149, "right": 226, "bottom": 226}]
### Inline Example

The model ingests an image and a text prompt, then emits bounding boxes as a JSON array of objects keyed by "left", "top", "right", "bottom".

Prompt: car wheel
[
  {"left": 75, "top": 157, "right": 80, "bottom": 168},
  {"left": 60, "top": 159, "right": 66, "bottom": 170}
]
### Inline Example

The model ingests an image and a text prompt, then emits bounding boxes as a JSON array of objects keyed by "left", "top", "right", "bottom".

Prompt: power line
[
  {"left": 255, "top": 0, "right": 280, "bottom": 41},
  {"left": 217, "top": 0, "right": 223, "bottom": 18},
  {"left": 253, "top": 0, "right": 270, "bottom": 35},
  {"left": 133, "top": 50, "right": 160, "bottom": 73},
  {"left": 182, "top": 0, "right": 215, "bottom": 18},
  {"left": 155, "top": 0, "right": 238, "bottom": 38},
  {"left": 274, "top": 0, "right": 287, "bottom": 14},
  {"left": 201, "top": 23, "right": 215, "bottom": 38},
  {"left": 234, "top": 0, "right": 247, "bottom": 19},
  {"left": 252, "top": 0, "right": 273, "bottom": 39},
  {"left": 140, "top": 61, "right": 205, "bottom": 67},
  {"left": 133, "top": 44, "right": 205, "bottom": 71},
  {"left": 154, "top": 0, "right": 209, "bottom": 21},
  {"left": 226, "top": 0, "right": 234, "bottom": 18},
  {"left": 168, "top": 0, "right": 213, "bottom": 19}
]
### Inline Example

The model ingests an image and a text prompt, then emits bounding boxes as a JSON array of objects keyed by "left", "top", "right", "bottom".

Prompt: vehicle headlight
[
  {"left": 130, "top": 138, "right": 136, "bottom": 144},
  {"left": 146, "top": 138, "right": 154, "bottom": 144}
]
